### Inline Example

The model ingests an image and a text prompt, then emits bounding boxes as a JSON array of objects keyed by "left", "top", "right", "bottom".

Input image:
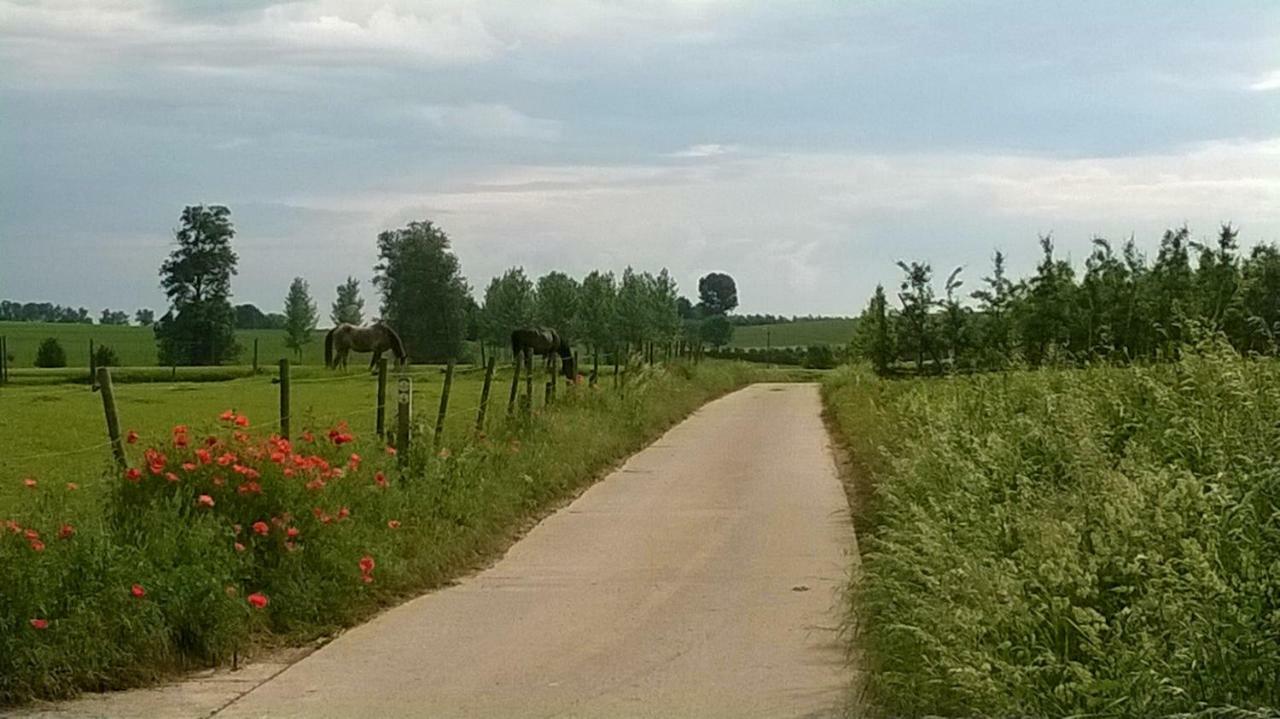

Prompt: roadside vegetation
[
  {"left": 1, "top": 360, "right": 759, "bottom": 706},
  {"left": 823, "top": 343, "right": 1280, "bottom": 717}
]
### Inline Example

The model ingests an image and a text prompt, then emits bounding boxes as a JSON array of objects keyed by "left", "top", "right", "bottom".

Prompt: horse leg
[{"left": 370, "top": 350, "right": 382, "bottom": 374}]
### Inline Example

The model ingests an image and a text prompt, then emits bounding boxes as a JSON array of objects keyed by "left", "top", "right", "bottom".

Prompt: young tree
[
  {"left": 616, "top": 267, "right": 652, "bottom": 351},
  {"left": 697, "top": 272, "right": 739, "bottom": 315},
  {"left": 534, "top": 271, "right": 580, "bottom": 338},
  {"left": 134, "top": 308, "right": 155, "bottom": 326},
  {"left": 1019, "top": 235, "right": 1076, "bottom": 366},
  {"left": 853, "top": 284, "right": 895, "bottom": 374},
  {"left": 1079, "top": 239, "right": 1131, "bottom": 359},
  {"left": 895, "top": 260, "right": 938, "bottom": 372},
  {"left": 971, "top": 251, "right": 1016, "bottom": 365},
  {"left": 330, "top": 276, "right": 365, "bottom": 327},
  {"left": 481, "top": 268, "right": 536, "bottom": 355},
  {"left": 700, "top": 314, "right": 734, "bottom": 348},
  {"left": 650, "top": 268, "right": 683, "bottom": 344},
  {"left": 1240, "top": 243, "right": 1280, "bottom": 354},
  {"left": 154, "top": 205, "right": 239, "bottom": 366},
  {"left": 283, "top": 277, "right": 318, "bottom": 360},
  {"left": 34, "top": 338, "right": 67, "bottom": 368},
  {"left": 1150, "top": 225, "right": 1195, "bottom": 356},
  {"left": 578, "top": 270, "right": 617, "bottom": 353},
  {"left": 939, "top": 267, "right": 969, "bottom": 369},
  {"left": 1194, "top": 223, "right": 1243, "bottom": 342},
  {"left": 373, "top": 220, "right": 470, "bottom": 362}
]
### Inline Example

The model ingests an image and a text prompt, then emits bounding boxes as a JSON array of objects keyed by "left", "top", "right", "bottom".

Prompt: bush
[
  {"left": 803, "top": 344, "right": 837, "bottom": 369},
  {"left": 33, "top": 338, "right": 66, "bottom": 368},
  {"left": 93, "top": 344, "right": 120, "bottom": 368}
]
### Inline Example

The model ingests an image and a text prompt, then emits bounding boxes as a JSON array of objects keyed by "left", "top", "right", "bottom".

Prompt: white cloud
[
  {"left": 416, "top": 103, "right": 561, "bottom": 142},
  {"left": 1249, "top": 69, "right": 1280, "bottom": 91},
  {"left": 666, "top": 143, "right": 740, "bottom": 158}
]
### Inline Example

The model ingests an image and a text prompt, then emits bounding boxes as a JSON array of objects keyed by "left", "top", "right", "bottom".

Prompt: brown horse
[
  {"left": 325, "top": 322, "right": 407, "bottom": 371},
  {"left": 511, "top": 327, "right": 574, "bottom": 379}
]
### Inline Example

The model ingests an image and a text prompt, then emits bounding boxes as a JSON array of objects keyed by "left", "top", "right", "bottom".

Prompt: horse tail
[
  {"left": 324, "top": 327, "right": 336, "bottom": 369},
  {"left": 384, "top": 325, "right": 407, "bottom": 365}
]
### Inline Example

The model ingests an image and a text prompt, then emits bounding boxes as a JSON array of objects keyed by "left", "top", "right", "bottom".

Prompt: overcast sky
[{"left": 2, "top": 1, "right": 1278, "bottom": 317}]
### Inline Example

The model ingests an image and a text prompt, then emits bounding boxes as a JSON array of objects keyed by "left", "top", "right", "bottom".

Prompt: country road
[{"left": 21, "top": 383, "right": 855, "bottom": 719}]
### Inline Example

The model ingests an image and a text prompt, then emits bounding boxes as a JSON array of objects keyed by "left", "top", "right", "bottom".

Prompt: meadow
[
  {"left": 822, "top": 345, "right": 1280, "bottom": 717},
  {"left": 728, "top": 318, "right": 856, "bottom": 348},
  {"left": 0, "top": 359, "right": 768, "bottom": 705}
]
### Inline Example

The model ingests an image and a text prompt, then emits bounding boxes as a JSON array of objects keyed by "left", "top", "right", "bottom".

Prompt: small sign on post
[{"left": 396, "top": 375, "right": 412, "bottom": 462}]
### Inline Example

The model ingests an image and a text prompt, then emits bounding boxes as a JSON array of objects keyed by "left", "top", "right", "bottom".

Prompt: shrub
[
  {"left": 92, "top": 344, "right": 121, "bottom": 368},
  {"left": 33, "top": 338, "right": 66, "bottom": 368},
  {"left": 803, "top": 344, "right": 836, "bottom": 369}
]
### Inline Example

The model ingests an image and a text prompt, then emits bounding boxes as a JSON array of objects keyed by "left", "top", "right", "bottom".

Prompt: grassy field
[
  {"left": 1, "top": 359, "right": 769, "bottom": 705},
  {"left": 728, "top": 318, "right": 856, "bottom": 348},
  {"left": 0, "top": 322, "right": 329, "bottom": 368},
  {"left": 823, "top": 347, "right": 1280, "bottom": 717}
]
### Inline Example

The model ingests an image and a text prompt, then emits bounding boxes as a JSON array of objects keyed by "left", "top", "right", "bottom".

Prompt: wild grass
[
  {"left": 822, "top": 344, "right": 1280, "bottom": 718},
  {"left": 0, "top": 360, "right": 759, "bottom": 706}
]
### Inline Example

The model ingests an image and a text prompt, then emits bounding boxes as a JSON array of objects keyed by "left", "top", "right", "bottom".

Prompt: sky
[{"left": 1, "top": 1, "right": 1278, "bottom": 318}]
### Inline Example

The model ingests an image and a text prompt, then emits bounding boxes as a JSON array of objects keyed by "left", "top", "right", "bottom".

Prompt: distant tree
[
  {"left": 534, "top": 271, "right": 581, "bottom": 338},
  {"left": 1018, "top": 235, "right": 1076, "bottom": 366},
  {"left": 971, "top": 251, "right": 1016, "bottom": 361},
  {"left": 34, "top": 337, "right": 66, "bottom": 368},
  {"left": 895, "top": 261, "right": 937, "bottom": 372},
  {"left": 697, "top": 272, "right": 739, "bottom": 315},
  {"left": 330, "top": 276, "right": 365, "bottom": 327},
  {"left": 283, "top": 277, "right": 318, "bottom": 360},
  {"left": 481, "top": 268, "right": 536, "bottom": 354},
  {"left": 939, "top": 267, "right": 969, "bottom": 368},
  {"left": 92, "top": 343, "right": 120, "bottom": 368},
  {"left": 373, "top": 220, "right": 470, "bottom": 362},
  {"left": 578, "top": 271, "right": 618, "bottom": 353},
  {"left": 1149, "top": 225, "right": 1195, "bottom": 356},
  {"left": 1194, "top": 223, "right": 1243, "bottom": 342},
  {"left": 134, "top": 308, "right": 155, "bottom": 326},
  {"left": 855, "top": 284, "right": 895, "bottom": 374},
  {"left": 99, "top": 309, "right": 130, "bottom": 326},
  {"left": 700, "top": 314, "right": 734, "bottom": 347},
  {"left": 234, "top": 304, "right": 268, "bottom": 329},
  {"left": 616, "top": 267, "right": 651, "bottom": 351},
  {"left": 651, "top": 269, "right": 683, "bottom": 343},
  {"left": 676, "top": 296, "right": 699, "bottom": 320},
  {"left": 154, "top": 205, "right": 239, "bottom": 366},
  {"left": 1240, "top": 243, "right": 1280, "bottom": 353}
]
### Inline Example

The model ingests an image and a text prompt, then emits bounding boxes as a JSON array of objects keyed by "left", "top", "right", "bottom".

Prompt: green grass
[
  {"left": 0, "top": 322, "right": 329, "bottom": 368},
  {"left": 822, "top": 347, "right": 1280, "bottom": 717},
  {"left": 0, "top": 359, "right": 767, "bottom": 706},
  {"left": 729, "top": 318, "right": 856, "bottom": 348}
]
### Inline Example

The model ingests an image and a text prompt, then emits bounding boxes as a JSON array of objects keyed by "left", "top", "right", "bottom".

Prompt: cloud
[
  {"left": 1250, "top": 69, "right": 1280, "bottom": 92},
  {"left": 416, "top": 103, "right": 561, "bottom": 142},
  {"left": 666, "top": 144, "right": 740, "bottom": 158}
]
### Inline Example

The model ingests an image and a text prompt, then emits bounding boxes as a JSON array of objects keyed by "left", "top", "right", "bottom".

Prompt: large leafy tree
[
  {"left": 373, "top": 221, "right": 470, "bottom": 362},
  {"left": 480, "top": 268, "right": 536, "bottom": 353},
  {"left": 283, "top": 277, "right": 318, "bottom": 360},
  {"left": 697, "top": 272, "right": 739, "bottom": 315},
  {"left": 700, "top": 314, "right": 734, "bottom": 347},
  {"left": 615, "top": 267, "right": 651, "bottom": 350},
  {"left": 578, "top": 270, "right": 618, "bottom": 353},
  {"left": 895, "top": 260, "right": 937, "bottom": 372},
  {"left": 534, "top": 271, "right": 580, "bottom": 338},
  {"left": 330, "top": 276, "right": 365, "bottom": 326},
  {"left": 154, "top": 205, "right": 239, "bottom": 366}
]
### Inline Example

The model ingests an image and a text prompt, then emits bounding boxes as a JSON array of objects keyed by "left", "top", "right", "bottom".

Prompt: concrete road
[{"left": 24, "top": 383, "right": 855, "bottom": 719}]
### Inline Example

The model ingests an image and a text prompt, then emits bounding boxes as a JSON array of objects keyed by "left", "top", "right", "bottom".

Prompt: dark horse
[
  {"left": 511, "top": 327, "right": 575, "bottom": 379},
  {"left": 325, "top": 322, "right": 407, "bottom": 372}
]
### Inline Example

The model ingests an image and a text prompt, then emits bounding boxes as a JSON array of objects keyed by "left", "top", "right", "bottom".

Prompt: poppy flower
[
  {"left": 237, "top": 481, "right": 262, "bottom": 496},
  {"left": 131, "top": 584, "right": 146, "bottom": 598},
  {"left": 126, "top": 430, "right": 139, "bottom": 444},
  {"left": 182, "top": 462, "right": 197, "bottom": 472},
  {"left": 65, "top": 482, "right": 79, "bottom": 491},
  {"left": 126, "top": 468, "right": 142, "bottom": 482},
  {"left": 301, "top": 431, "right": 315, "bottom": 443},
  {"left": 195, "top": 448, "right": 213, "bottom": 464},
  {"left": 234, "top": 415, "right": 250, "bottom": 427},
  {"left": 30, "top": 618, "right": 48, "bottom": 630},
  {"left": 219, "top": 409, "right": 235, "bottom": 422},
  {"left": 305, "top": 478, "right": 326, "bottom": 492},
  {"left": 348, "top": 453, "right": 361, "bottom": 470},
  {"left": 247, "top": 592, "right": 269, "bottom": 608},
  {"left": 23, "top": 478, "right": 36, "bottom": 489},
  {"left": 358, "top": 554, "right": 375, "bottom": 583},
  {"left": 387, "top": 520, "right": 401, "bottom": 529},
  {"left": 58, "top": 524, "right": 75, "bottom": 540},
  {"left": 197, "top": 494, "right": 215, "bottom": 508},
  {"left": 337, "top": 506, "right": 350, "bottom": 520},
  {"left": 29, "top": 538, "right": 45, "bottom": 552},
  {"left": 234, "top": 542, "right": 246, "bottom": 553},
  {"left": 286, "top": 526, "right": 300, "bottom": 539},
  {"left": 373, "top": 471, "right": 388, "bottom": 488},
  {"left": 252, "top": 521, "right": 270, "bottom": 536},
  {"left": 165, "top": 472, "right": 180, "bottom": 483},
  {"left": 174, "top": 433, "right": 189, "bottom": 448},
  {"left": 385, "top": 445, "right": 397, "bottom": 456}
]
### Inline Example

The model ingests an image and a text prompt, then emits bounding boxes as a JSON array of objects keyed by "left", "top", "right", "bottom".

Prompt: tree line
[
  {"left": 853, "top": 224, "right": 1280, "bottom": 374},
  {"left": 150, "top": 206, "right": 741, "bottom": 366},
  {"left": 0, "top": 301, "right": 156, "bottom": 326}
]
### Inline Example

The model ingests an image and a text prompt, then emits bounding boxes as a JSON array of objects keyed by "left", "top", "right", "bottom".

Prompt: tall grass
[
  {"left": 823, "top": 344, "right": 1280, "bottom": 717},
  {"left": 0, "top": 361, "right": 757, "bottom": 706}
]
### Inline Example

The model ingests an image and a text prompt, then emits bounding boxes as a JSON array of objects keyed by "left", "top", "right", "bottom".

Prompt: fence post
[
  {"left": 547, "top": 353, "right": 557, "bottom": 403},
  {"left": 97, "top": 367, "right": 127, "bottom": 469},
  {"left": 523, "top": 353, "right": 533, "bottom": 418},
  {"left": 591, "top": 349, "right": 599, "bottom": 387},
  {"left": 0, "top": 335, "right": 6, "bottom": 384},
  {"left": 506, "top": 354, "right": 521, "bottom": 417},
  {"left": 252, "top": 338, "right": 259, "bottom": 374},
  {"left": 278, "top": 359, "right": 291, "bottom": 439},
  {"left": 613, "top": 350, "right": 620, "bottom": 389},
  {"left": 88, "top": 339, "right": 96, "bottom": 389},
  {"left": 375, "top": 358, "right": 388, "bottom": 438},
  {"left": 433, "top": 358, "right": 455, "bottom": 450},
  {"left": 396, "top": 375, "right": 412, "bottom": 462},
  {"left": 476, "top": 356, "right": 496, "bottom": 433}
]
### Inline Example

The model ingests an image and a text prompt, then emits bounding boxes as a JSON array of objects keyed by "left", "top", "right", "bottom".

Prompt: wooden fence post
[
  {"left": 396, "top": 375, "right": 412, "bottom": 462},
  {"left": 278, "top": 359, "right": 291, "bottom": 439},
  {"left": 433, "top": 359, "right": 455, "bottom": 450},
  {"left": 88, "top": 339, "right": 96, "bottom": 389},
  {"left": 375, "top": 358, "right": 388, "bottom": 438},
  {"left": 252, "top": 338, "right": 259, "bottom": 374},
  {"left": 591, "top": 349, "right": 599, "bottom": 387},
  {"left": 547, "top": 354, "right": 557, "bottom": 403},
  {"left": 506, "top": 355, "right": 521, "bottom": 417},
  {"left": 0, "top": 335, "right": 7, "bottom": 384},
  {"left": 97, "top": 367, "right": 127, "bottom": 469},
  {"left": 523, "top": 353, "right": 533, "bottom": 418},
  {"left": 613, "top": 349, "right": 620, "bottom": 389},
  {"left": 476, "top": 356, "right": 496, "bottom": 433}
]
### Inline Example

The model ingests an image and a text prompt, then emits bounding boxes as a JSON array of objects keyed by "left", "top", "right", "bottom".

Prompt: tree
[
  {"left": 534, "top": 271, "right": 580, "bottom": 338},
  {"left": 373, "top": 220, "right": 470, "bottom": 362},
  {"left": 971, "top": 251, "right": 1016, "bottom": 362},
  {"left": 1240, "top": 243, "right": 1280, "bottom": 354},
  {"left": 895, "top": 261, "right": 937, "bottom": 372},
  {"left": 480, "top": 268, "right": 536, "bottom": 354},
  {"left": 99, "top": 309, "right": 130, "bottom": 326},
  {"left": 698, "top": 272, "right": 739, "bottom": 315},
  {"left": 700, "top": 314, "right": 734, "bottom": 347},
  {"left": 1018, "top": 235, "right": 1076, "bottom": 366},
  {"left": 616, "top": 267, "right": 651, "bottom": 350},
  {"left": 330, "top": 276, "right": 365, "bottom": 327},
  {"left": 283, "top": 277, "right": 318, "bottom": 360},
  {"left": 93, "top": 343, "right": 120, "bottom": 368},
  {"left": 154, "top": 205, "right": 239, "bottom": 366},
  {"left": 235, "top": 304, "right": 268, "bottom": 329},
  {"left": 855, "top": 284, "right": 895, "bottom": 374},
  {"left": 650, "top": 268, "right": 682, "bottom": 344},
  {"left": 134, "top": 308, "right": 155, "bottom": 326},
  {"left": 939, "top": 267, "right": 969, "bottom": 369},
  {"left": 578, "top": 271, "right": 618, "bottom": 353},
  {"left": 34, "top": 338, "right": 66, "bottom": 368},
  {"left": 1194, "top": 223, "right": 1243, "bottom": 343}
]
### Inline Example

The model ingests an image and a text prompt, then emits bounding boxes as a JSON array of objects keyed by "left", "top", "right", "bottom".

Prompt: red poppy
[
  {"left": 131, "top": 584, "right": 146, "bottom": 598},
  {"left": 234, "top": 415, "right": 250, "bottom": 427},
  {"left": 182, "top": 462, "right": 197, "bottom": 472},
  {"left": 23, "top": 478, "right": 36, "bottom": 489},
  {"left": 29, "top": 538, "right": 45, "bottom": 552},
  {"left": 165, "top": 472, "right": 180, "bottom": 483},
  {"left": 373, "top": 471, "right": 388, "bottom": 488},
  {"left": 234, "top": 542, "right": 246, "bottom": 552},
  {"left": 58, "top": 524, "right": 75, "bottom": 540},
  {"left": 219, "top": 409, "right": 235, "bottom": 422},
  {"left": 305, "top": 478, "right": 326, "bottom": 492},
  {"left": 195, "top": 448, "right": 213, "bottom": 464},
  {"left": 174, "top": 433, "right": 189, "bottom": 448},
  {"left": 126, "top": 468, "right": 142, "bottom": 482},
  {"left": 385, "top": 445, "right": 397, "bottom": 456},
  {"left": 252, "top": 521, "right": 270, "bottom": 536},
  {"left": 286, "top": 526, "right": 300, "bottom": 539},
  {"left": 197, "top": 494, "right": 215, "bottom": 508},
  {"left": 337, "top": 506, "right": 350, "bottom": 520},
  {"left": 30, "top": 618, "right": 48, "bottom": 630},
  {"left": 301, "top": 431, "right": 315, "bottom": 443},
  {"left": 6, "top": 520, "right": 22, "bottom": 535},
  {"left": 387, "top": 520, "right": 401, "bottom": 529},
  {"left": 348, "top": 453, "right": 361, "bottom": 470},
  {"left": 237, "top": 481, "right": 262, "bottom": 496},
  {"left": 359, "top": 554, "right": 375, "bottom": 583},
  {"left": 126, "top": 430, "right": 139, "bottom": 444},
  {"left": 247, "top": 592, "right": 269, "bottom": 608}
]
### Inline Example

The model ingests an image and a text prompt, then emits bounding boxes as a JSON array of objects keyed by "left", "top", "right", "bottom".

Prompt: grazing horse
[
  {"left": 511, "top": 327, "right": 575, "bottom": 379},
  {"left": 325, "top": 322, "right": 407, "bottom": 372}
]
